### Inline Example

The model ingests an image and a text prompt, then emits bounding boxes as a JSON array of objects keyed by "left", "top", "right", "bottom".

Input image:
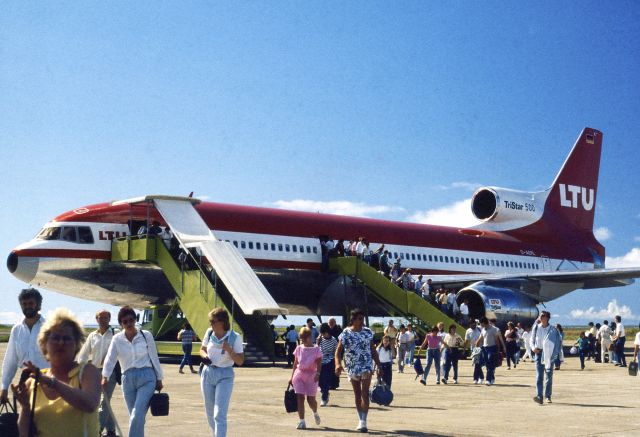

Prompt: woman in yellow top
[{"left": 12, "top": 308, "right": 101, "bottom": 437}]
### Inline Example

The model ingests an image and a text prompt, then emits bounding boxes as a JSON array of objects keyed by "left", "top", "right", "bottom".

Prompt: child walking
[
  {"left": 575, "top": 331, "right": 590, "bottom": 370},
  {"left": 318, "top": 323, "right": 338, "bottom": 406},
  {"left": 376, "top": 335, "right": 393, "bottom": 388},
  {"left": 289, "top": 326, "right": 323, "bottom": 429}
]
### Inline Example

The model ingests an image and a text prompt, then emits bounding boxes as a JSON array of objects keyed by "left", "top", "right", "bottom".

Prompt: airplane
[{"left": 7, "top": 127, "right": 640, "bottom": 329}]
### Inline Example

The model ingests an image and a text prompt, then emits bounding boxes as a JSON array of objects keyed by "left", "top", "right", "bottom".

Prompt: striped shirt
[
  {"left": 179, "top": 329, "right": 195, "bottom": 345},
  {"left": 319, "top": 336, "right": 337, "bottom": 364}
]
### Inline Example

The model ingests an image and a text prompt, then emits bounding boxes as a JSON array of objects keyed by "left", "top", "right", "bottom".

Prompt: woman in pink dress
[{"left": 288, "top": 326, "right": 323, "bottom": 429}]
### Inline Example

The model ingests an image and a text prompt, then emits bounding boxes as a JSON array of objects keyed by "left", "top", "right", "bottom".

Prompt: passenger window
[
  {"left": 278, "top": 244, "right": 283, "bottom": 251},
  {"left": 439, "top": 256, "right": 444, "bottom": 262},
  {"left": 411, "top": 254, "right": 416, "bottom": 261},
  {"left": 480, "top": 259, "right": 484, "bottom": 266},
  {"left": 271, "top": 243, "right": 276, "bottom": 251},
  {"left": 313, "top": 247, "right": 317, "bottom": 254},
  {"left": 428, "top": 255, "right": 433, "bottom": 262},
  {"left": 400, "top": 253, "right": 405, "bottom": 260},
  {"left": 405, "top": 253, "right": 410, "bottom": 260},
  {"left": 233, "top": 241, "right": 238, "bottom": 248},
  {"left": 300, "top": 245, "right": 304, "bottom": 253},
  {"left": 393, "top": 252, "right": 398, "bottom": 259},
  {"left": 256, "top": 242, "right": 261, "bottom": 250},
  {"left": 455, "top": 257, "right": 459, "bottom": 263},
  {"left": 471, "top": 259, "right": 475, "bottom": 265},
  {"left": 241, "top": 241, "right": 246, "bottom": 249},
  {"left": 248, "top": 242, "right": 253, "bottom": 249},
  {"left": 78, "top": 227, "right": 94, "bottom": 244},
  {"left": 292, "top": 245, "right": 297, "bottom": 252},
  {"left": 306, "top": 246, "right": 311, "bottom": 253},
  {"left": 61, "top": 227, "right": 77, "bottom": 242},
  {"left": 445, "top": 256, "right": 449, "bottom": 263}
]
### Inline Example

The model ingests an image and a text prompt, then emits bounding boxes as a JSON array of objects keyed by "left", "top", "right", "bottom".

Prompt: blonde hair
[
  {"left": 38, "top": 308, "right": 86, "bottom": 357},
  {"left": 299, "top": 326, "right": 311, "bottom": 340}
]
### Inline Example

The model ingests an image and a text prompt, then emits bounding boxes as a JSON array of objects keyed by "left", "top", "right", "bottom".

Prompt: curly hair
[{"left": 38, "top": 308, "right": 85, "bottom": 357}]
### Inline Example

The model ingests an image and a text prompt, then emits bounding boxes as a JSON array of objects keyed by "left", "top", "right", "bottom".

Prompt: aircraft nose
[
  {"left": 7, "top": 250, "right": 18, "bottom": 273},
  {"left": 7, "top": 250, "right": 38, "bottom": 283}
]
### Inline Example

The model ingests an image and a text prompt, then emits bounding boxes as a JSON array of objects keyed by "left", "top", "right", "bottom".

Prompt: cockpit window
[
  {"left": 37, "top": 227, "right": 61, "bottom": 240},
  {"left": 61, "top": 227, "right": 77, "bottom": 242},
  {"left": 36, "top": 226, "right": 94, "bottom": 244},
  {"left": 78, "top": 227, "right": 94, "bottom": 243}
]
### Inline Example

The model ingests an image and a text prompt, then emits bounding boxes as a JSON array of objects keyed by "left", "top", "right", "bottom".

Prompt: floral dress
[{"left": 339, "top": 327, "right": 374, "bottom": 378}]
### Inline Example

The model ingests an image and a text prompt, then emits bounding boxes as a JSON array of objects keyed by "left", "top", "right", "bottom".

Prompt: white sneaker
[
  {"left": 356, "top": 420, "right": 364, "bottom": 431},
  {"left": 485, "top": 380, "right": 491, "bottom": 386},
  {"left": 453, "top": 379, "right": 458, "bottom": 384},
  {"left": 314, "top": 412, "right": 321, "bottom": 425},
  {"left": 297, "top": 420, "right": 306, "bottom": 429},
  {"left": 474, "top": 379, "right": 479, "bottom": 384},
  {"left": 320, "top": 400, "right": 328, "bottom": 407}
]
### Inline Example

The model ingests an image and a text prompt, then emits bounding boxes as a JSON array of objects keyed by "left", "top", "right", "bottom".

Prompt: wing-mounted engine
[
  {"left": 470, "top": 187, "right": 548, "bottom": 231},
  {"left": 457, "top": 280, "right": 540, "bottom": 329}
]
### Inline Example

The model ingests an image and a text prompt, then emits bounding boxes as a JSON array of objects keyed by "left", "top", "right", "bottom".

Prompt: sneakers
[
  {"left": 314, "top": 412, "right": 321, "bottom": 425},
  {"left": 320, "top": 399, "right": 328, "bottom": 407},
  {"left": 419, "top": 379, "right": 426, "bottom": 385},
  {"left": 356, "top": 420, "right": 368, "bottom": 433},
  {"left": 485, "top": 380, "right": 491, "bottom": 386},
  {"left": 441, "top": 378, "right": 447, "bottom": 384},
  {"left": 297, "top": 420, "right": 306, "bottom": 429},
  {"left": 474, "top": 379, "right": 479, "bottom": 385},
  {"left": 453, "top": 379, "right": 458, "bottom": 384},
  {"left": 533, "top": 396, "right": 543, "bottom": 405},
  {"left": 178, "top": 369, "right": 184, "bottom": 374},
  {"left": 546, "top": 398, "right": 552, "bottom": 404}
]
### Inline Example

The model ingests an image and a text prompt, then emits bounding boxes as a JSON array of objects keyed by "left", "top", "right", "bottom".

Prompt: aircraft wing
[{"left": 427, "top": 267, "right": 640, "bottom": 289}]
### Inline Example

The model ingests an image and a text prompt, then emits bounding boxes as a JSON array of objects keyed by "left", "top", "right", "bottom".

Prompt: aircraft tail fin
[{"left": 542, "top": 128, "right": 602, "bottom": 233}]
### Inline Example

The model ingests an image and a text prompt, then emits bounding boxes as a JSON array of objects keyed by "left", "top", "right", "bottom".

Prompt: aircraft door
[{"left": 541, "top": 256, "right": 552, "bottom": 272}]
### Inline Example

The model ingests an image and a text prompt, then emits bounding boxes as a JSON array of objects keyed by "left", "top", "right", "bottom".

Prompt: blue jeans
[
  {"left": 406, "top": 342, "right": 416, "bottom": 364},
  {"left": 579, "top": 349, "right": 586, "bottom": 368},
  {"left": 122, "top": 367, "right": 156, "bottom": 437},
  {"left": 180, "top": 343, "right": 193, "bottom": 369},
  {"left": 201, "top": 365, "right": 235, "bottom": 437},
  {"left": 616, "top": 337, "right": 626, "bottom": 366},
  {"left": 319, "top": 360, "right": 335, "bottom": 401},
  {"left": 443, "top": 348, "right": 459, "bottom": 381},
  {"left": 379, "top": 362, "right": 393, "bottom": 389},
  {"left": 422, "top": 348, "right": 441, "bottom": 382},
  {"left": 100, "top": 371, "right": 118, "bottom": 433},
  {"left": 482, "top": 346, "right": 497, "bottom": 383},
  {"left": 534, "top": 353, "right": 554, "bottom": 399}
]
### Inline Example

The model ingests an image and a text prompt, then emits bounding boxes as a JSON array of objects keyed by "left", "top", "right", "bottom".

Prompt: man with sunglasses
[
  {"left": 1, "top": 288, "right": 49, "bottom": 404},
  {"left": 530, "top": 310, "right": 562, "bottom": 404}
]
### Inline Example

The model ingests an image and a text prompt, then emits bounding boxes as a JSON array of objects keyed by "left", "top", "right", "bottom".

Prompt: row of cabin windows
[
  {"left": 391, "top": 251, "right": 540, "bottom": 270},
  {"left": 225, "top": 240, "right": 318, "bottom": 255}
]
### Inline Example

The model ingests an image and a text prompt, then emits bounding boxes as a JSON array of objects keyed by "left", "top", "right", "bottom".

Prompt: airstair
[
  {"left": 330, "top": 257, "right": 466, "bottom": 337},
  {"left": 111, "top": 195, "right": 287, "bottom": 362}
]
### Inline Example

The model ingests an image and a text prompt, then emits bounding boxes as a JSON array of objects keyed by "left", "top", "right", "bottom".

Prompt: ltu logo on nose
[{"left": 559, "top": 184, "right": 595, "bottom": 210}]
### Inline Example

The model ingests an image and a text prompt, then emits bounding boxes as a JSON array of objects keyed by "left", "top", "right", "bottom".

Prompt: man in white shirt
[
  {"left": 465, "top": 320, "right": 483, "bottom": 383},
  {"left": 459, "top": 300, "right": 470, "bottom": 326},
  {"left": 1, "top": 288, "right": 48, "bottom": 404},
  {"left": 78, "top": 310, "right": 118, "bottom": 437},
  {"left": 597, "top": 320, "right": 613, "bottom": 364},
  {"left": 530, "top": 311, "right": 562, "bottom": 404},
  {"left": 475, "top": 317, "right": 506, "bottom": 386},
  {"left": 613, "top": 315, "right": 627, "bottom": 367}
]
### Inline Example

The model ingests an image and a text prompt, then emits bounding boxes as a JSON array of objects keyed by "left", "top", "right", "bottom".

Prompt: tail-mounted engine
[{"left": 471, "top": 187, "right": 547, "bottom": 231}]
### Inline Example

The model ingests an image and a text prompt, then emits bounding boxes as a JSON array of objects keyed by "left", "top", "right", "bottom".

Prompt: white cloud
[
  {"left": 594, "top": 227, "right": 612, "bottom": 241},
  {"left": 0, "top": 311, "right": 23, "bottom": 325},
  {"left": 606, "top": 247, "right": 640, "bottom": 268},
  {"left": 270, "top": 199, "right": 406, "bottom": 218},
  {"left": 569, "top": 299, "right": 639, "bottom": 321},
  {"left": 435, "top": 181, "right": 481, "bottom": 191},
  {"left": 408, "top": 199, "right": 481, "bottom": 228}
]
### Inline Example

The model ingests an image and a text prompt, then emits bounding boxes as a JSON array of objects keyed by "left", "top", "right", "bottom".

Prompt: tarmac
[{"left": 1, "top": 343, "right": 639, "bottom": 437}]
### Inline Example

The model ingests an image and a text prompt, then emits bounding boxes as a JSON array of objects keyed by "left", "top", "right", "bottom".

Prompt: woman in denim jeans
[
  {"left": 417, "top": 326, "right": 442, "bottom": 385},
  {"left": 199, "top": 308, "right": 244, "bottom": 437}
]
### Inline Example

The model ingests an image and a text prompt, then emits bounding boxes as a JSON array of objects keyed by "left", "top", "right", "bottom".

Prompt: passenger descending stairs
[
  {"left": 331, "top": 257, "right": 466, "bottom": 337},
  {"left": 111, "top": 237, "right": 276, "bottom": 362}
]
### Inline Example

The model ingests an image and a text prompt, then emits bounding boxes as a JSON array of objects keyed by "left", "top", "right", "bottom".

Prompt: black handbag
[
  {"left": 284, "top": 383, "right": 297, "bottom": 413},
  {"left": 629, "top": 361, "right": 638, "bottom": 377},
  {"left": 0, "top": 397, "right": 19, "bottom": 437},
  {"left": 150, "top": 391, "right": 170, "bottom": 416}
]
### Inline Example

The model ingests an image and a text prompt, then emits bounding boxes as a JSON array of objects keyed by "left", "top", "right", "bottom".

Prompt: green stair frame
[
  {"left": 111, "top": 237, "right": 275, "bottom": 361},
  {"left": 331, "top": 257, "right": 466, "bottom": 337}
]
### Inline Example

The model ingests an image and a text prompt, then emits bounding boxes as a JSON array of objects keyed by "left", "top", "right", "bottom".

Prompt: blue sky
[{"left": 1, "top": 2, "right": 639, "bottom": 327}]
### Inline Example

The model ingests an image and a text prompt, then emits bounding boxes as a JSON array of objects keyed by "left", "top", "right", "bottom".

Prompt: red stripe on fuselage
[{"left": 51, "top": 201, "right": 597, "bottom": 262}]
